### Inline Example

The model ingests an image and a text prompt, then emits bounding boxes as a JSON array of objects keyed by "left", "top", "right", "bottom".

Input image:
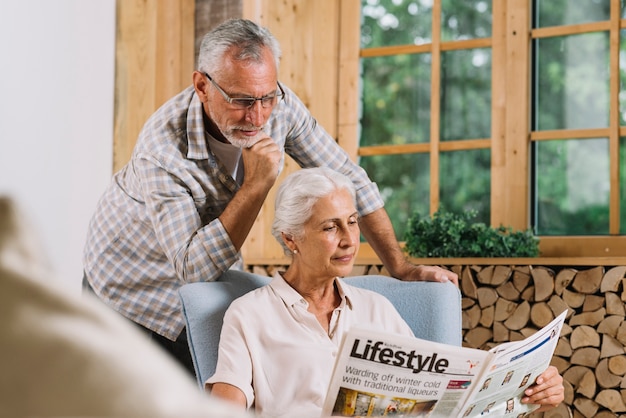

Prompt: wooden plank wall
[
  {"left": 113, "top": 0, "right": 195, "bottom": 171},
  {"left": 240, "top": 0, "right": 346, "bottom": 262},
  {"left": 114, "top": 0, "right": 352, "bottom": 263},
  {"left": 194, "top": 0, "right": 243, "bottom": 67}
]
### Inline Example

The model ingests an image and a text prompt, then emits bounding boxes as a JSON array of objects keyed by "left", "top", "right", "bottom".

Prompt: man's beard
[{"left": 223, "top": 125, "right": 265, "bottom": 149}]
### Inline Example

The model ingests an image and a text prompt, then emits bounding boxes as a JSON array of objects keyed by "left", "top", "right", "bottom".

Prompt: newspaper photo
[{"left": 321, "top": 310, "right": 567, "bottom": 417}]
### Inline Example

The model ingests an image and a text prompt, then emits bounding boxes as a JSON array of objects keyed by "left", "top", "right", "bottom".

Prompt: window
[
  {"left": 343, "top": 0, "right": 626, "bottom": 257},
  {"left": 532, "top": 1, "right": 612, "bottom": 236},
  {"left": 358, "top": 0, "right": 493, "bottom": 242}
]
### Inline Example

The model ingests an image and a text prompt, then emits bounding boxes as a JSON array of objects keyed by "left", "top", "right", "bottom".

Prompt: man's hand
[
  {"left": 220, "top": 136, "right": 281, "bottom": 251},
  {"left": 241, "top": 136, "right": 282, "bottom": 192},
  {"left": 393, "top": 263, "right": 459, "bottom": 286},
  {"left": 521, "top": 366, "right": 564, "bottom": 412}
]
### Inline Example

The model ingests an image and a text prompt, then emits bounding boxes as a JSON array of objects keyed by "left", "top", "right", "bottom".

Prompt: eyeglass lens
[{"left": 231, "top": 96, "right": 278, "bottom": 109}]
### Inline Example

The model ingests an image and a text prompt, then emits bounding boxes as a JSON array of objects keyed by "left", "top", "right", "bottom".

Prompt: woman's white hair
[{"left": 271, "top": 167, "right": 356, "bottom": 256}]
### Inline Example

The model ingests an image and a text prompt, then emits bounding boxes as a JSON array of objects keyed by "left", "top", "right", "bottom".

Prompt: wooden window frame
[{"left": 341, "top": 0, "right": 626, "bottom": 259}]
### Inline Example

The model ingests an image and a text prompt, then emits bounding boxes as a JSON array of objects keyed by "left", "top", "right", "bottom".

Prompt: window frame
[{"left": 339, "top": 0, "right": 626, "bottom": 259}]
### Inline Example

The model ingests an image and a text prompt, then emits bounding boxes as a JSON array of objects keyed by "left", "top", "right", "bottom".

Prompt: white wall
[{"left": 0, "top": 0, "right": 115, "bottom": 291}]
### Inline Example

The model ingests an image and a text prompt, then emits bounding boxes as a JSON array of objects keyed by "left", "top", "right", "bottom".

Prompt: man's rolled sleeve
[
  {"left": 354, "top": 181, "right": 385, "bottom": 216},
  {"left": 196, "top": 219, "right": 241, "bottom": 281}
]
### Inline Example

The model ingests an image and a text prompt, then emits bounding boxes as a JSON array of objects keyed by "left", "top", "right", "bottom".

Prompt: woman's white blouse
[{"left": 205, "top": 274, "right": 414, "bottom": 418}]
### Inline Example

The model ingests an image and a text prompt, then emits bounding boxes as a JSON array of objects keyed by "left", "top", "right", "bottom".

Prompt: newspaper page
[
  {"left": 454, "top": 310, "right": 567, "bottom": 417},
  {"left": 322, "top": 310, "right": 566, "bottom": 417},
  {"left": 321, "top": 328, "right": 490, "bottom": 417}
]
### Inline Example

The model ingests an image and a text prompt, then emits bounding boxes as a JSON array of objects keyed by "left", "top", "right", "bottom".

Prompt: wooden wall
[
  {"left": 240, "top": 0, "right": 352, "bottom": 262},
  {"left": 113, "top": 0, "right": 357, "bottom": 264},
  {"left": 194, "top": 0, "right": 243, "bottom": 67},
  {"left": 113, "top": 0, "right": 195, "bottom": 170}
]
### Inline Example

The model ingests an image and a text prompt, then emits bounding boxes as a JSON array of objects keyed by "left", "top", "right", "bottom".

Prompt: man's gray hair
[
  {"left": 197, "top": 18, "right": 282, "bottom": 74},
  {"left": 271, "top": 167, "right": 357, "bottom": 256}
]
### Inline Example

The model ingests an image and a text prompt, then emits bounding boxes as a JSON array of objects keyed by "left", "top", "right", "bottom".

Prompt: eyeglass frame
[{"left": 204, "top": 72, "right": 285, "bottom": 109}]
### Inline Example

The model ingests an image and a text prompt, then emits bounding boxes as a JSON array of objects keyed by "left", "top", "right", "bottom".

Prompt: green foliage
[{"left": 404, "top": 209, "right": 540, "bottom": 258}]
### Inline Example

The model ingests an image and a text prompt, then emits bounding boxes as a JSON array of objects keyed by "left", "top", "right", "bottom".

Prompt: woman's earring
[{"left": 292, "top": 249, "right": 298, "bottom": 255}]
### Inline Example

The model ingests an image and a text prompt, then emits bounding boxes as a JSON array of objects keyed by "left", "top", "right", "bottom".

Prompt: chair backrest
[{"left": 179, "top": 270, "right": 462, "bottom": 387}]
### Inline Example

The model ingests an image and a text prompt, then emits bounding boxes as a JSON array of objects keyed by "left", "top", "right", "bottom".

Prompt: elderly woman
[{"left": 205, "top": 167, "right": 564, "bottom": 418}]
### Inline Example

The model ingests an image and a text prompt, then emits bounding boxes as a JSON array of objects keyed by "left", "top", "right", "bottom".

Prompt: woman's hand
[{"left": 520, "top": 366, "right": 564, "bottom": 412}]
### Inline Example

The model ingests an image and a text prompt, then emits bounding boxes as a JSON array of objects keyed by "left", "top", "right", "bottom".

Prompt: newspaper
[{"left": 322, "top": 310, "right": 567, "bottom": 417}]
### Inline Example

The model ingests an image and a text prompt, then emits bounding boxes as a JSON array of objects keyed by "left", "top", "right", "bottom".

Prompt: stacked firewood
[{"left": 454, "top": 264, "right": 626, "bottom": 418}]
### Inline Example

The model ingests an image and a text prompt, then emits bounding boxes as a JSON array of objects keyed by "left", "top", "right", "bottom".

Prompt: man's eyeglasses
[{"left": 204, "top": 73, "right": 285, "bottom": 110}]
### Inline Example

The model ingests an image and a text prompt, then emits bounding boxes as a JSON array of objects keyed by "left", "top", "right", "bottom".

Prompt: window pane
[
  {"left": 620, "top": 30, "right": 626, "bottom": 125},
  {"left": 361, "top": 0, "right": 432, "bottom": 48},
  {"left": 360, "top": 54, "right": 431, "bottom": 146},
  {"left": 359, "top": 153, "right": 430, "bottom": 240},
  {"left": 534, "top": 138, "right": 609, "bottom": 235},
  {"left": 439, "top": 149, "right": 491, "bottom": 224},
  {"left": 533, "top": 33, "right": 609, "bottom": 131},
  {"left": 535, "top": 0, "right": 610, "bottom": 28},
  {"left": 441, "top": 48, "right": 491, "bottom": 141},
  {"left": 441, "top": 0, "right": 492, "bottom": 41}
]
